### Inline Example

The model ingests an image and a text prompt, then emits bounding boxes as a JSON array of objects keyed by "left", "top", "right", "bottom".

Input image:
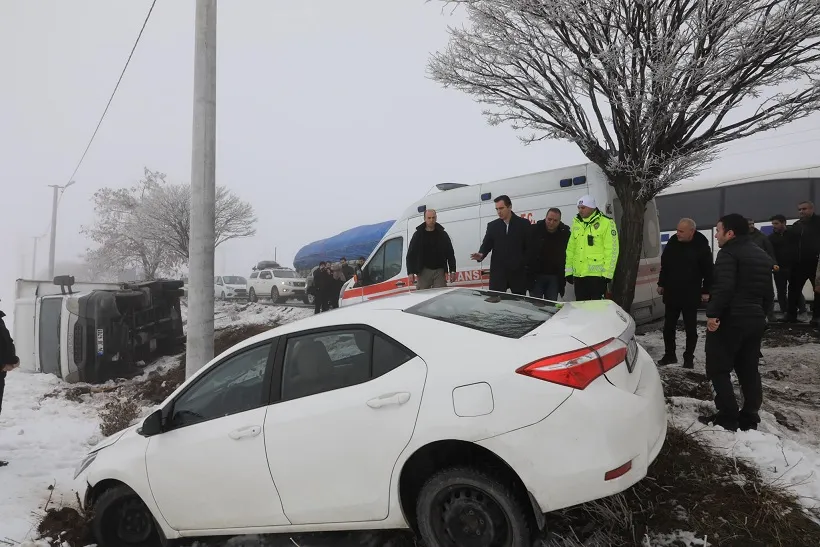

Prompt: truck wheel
[
  {"left": 415, "top": 467, "right": 532, "bottom": 547},
  {"left": 92, "top": 485, "right": 160, "bottom": 547},
  {"left": 248, "top": 288, "right": 257, "bottom": 303},
  {"left": 271, "top": 287, "right": 280, "bottom": 302}
]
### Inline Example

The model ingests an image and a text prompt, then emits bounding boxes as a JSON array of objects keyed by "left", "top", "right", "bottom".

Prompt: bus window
[{"left": 724, "top": 178, "right": 810, "bottom": 221}]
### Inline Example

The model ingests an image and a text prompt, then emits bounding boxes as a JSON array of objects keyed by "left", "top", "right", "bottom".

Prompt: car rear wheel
[
  {"left": 92, "top": 485, "right": 160, "bottom": 547},
  {"left": 415, "top": 467, "right": 531, "bottom": 547}
]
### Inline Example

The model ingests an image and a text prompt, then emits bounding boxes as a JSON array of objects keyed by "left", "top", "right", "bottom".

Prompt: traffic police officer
[{"left": 565, "top": 195, "right": 619, "bottom": 300}]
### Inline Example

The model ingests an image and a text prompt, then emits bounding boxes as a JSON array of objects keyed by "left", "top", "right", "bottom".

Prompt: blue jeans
[{"left": 531, "top": 274, "right": 560, "bottom": 301}]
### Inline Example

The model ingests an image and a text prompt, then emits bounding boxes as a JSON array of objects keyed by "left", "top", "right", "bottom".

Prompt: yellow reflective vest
[{"left": 565, "top": 210, "right": 619, "bottom": 279}]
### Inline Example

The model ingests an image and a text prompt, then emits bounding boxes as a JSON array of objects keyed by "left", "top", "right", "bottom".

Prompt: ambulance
[{"left": 340, "top": 162, "right": 665, "bottom": 324}]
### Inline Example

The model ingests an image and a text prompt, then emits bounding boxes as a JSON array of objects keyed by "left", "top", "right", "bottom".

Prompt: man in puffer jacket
[{"left": 700, "top": 214, "right": 774, "bottom": 432}]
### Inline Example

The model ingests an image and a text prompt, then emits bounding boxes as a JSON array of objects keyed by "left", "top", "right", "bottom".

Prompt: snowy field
[{"left": 1, "top": 302, "right": 819, "bottom": 546}]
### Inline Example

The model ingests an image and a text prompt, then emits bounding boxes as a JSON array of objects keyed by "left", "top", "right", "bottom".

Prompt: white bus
[
  {"left": 656, "top": 164, "right": 819, "bottom": 306},
  {"left": 340, "top": 162, "right": 665, "bottom": 324}
]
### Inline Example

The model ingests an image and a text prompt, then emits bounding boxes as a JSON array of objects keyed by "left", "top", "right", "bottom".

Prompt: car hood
[
  {"left": 225, "top": 284, "right": 245, "bottom": 290},
  {"left": 89, "top": 423, "right": 138, "bottom": 453}
]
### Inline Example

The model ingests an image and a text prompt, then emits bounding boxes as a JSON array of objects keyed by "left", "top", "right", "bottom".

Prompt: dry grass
[{"left": 98, "top": 397, "right": 141, "bottom": 437}]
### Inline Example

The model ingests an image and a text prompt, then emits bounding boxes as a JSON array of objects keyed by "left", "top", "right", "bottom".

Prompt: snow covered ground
[{"left": 1, "top": 303, "right": 818, "bottom": 546}]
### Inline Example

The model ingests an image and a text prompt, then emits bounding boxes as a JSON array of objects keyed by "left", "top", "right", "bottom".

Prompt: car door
[
  {"left": 258, "top": 270, "right": 273, "bottom": 295},
  {"left": 264, "top": 326, "right": 427, "bottom": 525},
  {"left": 145, "top": 340, "right": 290, "bottom": 531}
]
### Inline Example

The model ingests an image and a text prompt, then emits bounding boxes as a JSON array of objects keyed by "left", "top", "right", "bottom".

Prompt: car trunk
[{"left": 524, "top": 300, "right": 641, "bottom": 394}]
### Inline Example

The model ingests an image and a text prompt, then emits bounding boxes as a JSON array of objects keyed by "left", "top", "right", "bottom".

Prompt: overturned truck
[{"left": 13, "top": 276, "right": 185, "bottom": 384}]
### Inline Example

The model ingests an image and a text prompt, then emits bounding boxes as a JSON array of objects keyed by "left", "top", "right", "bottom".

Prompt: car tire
[
  {"left": 415, "top": 467, "right": 532, "bottom": 547},
  {"left": 271, "top": 287, "right": 280, "bottom": 302},
  {"left": 92, "top": 485, "right": 161, "bottom": 547},
  {"left": 249, "top": 288, "right": 257, "bottom": 302},
  {"left": 307, "top": 292, "right": 315, "bottom": 305},
  {"left": 220, "top": 291, "right": 225, "bottom": 299},
  {"left": 302, "top": 294, "right": 310, "bottom": 305}
]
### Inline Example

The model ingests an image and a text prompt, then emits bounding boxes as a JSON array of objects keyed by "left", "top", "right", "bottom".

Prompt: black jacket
[
  {"left": 0, "top": 311, "right": 18, "bottom": 366},
  {"left": 786, "top": 214, "right": 820, "bottom": 265},
  {"left": 478, "top": 214, "right": 532, "bottom": 280},
  {"left": 658, "top": 231, "right": 713, "bottom": 305},
  {"left": 406, "top": 222, "right": 457, "bottom": 275},
  {"left": 749, "top": 228, "right": 776, "bottom": 263},
  {"left": 527, "top": 221, "right": 570, "bottom": 277},
  {"left": 769, "top": 230, "right": 797, "bottom": 269},
  {"left": 706, "top": 235, "right": 774, "bottom": 322}
]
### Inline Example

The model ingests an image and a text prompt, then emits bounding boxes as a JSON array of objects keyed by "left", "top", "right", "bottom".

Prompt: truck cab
[{"left": 13, "top": 276, "right": 185, "bottom": 384}]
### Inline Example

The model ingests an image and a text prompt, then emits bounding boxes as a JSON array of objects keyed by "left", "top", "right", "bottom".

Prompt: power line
[
  {"left": 33, "top": 0, "right": 158, "bottom": 241},
  {"left": 62, "top": 0, "right": 158, "bottom": 186}
]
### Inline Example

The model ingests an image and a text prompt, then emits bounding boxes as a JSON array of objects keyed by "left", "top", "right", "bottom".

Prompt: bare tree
[
  {"left": 428, "top": 0, "right": 820, "bottom": 308},
  {"left": 81, "top": 169, "right": 179, "bottom": 280},
  {"left": 140, "top": 181, "right": 257, "bottom": 263}
]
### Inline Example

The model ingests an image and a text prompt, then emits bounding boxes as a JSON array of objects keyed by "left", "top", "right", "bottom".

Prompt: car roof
[{"left": 225, "top": 288, "right": 458, "bottom": 355}]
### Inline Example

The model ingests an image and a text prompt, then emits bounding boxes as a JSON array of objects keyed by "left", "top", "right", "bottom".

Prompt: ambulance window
[{"left": 384, "top": 237, "right": 403, "bottom": 279}]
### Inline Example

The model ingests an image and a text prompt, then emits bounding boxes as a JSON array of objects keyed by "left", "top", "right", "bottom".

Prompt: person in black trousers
[
  {"left": 1, "top": 308, "right": 20, "bottom": 467},
  {"left": 700, "top": 214, "right": 774, "bottom": 432},
  {"left": 656, "top": 218, "right": 713, "bottom": 368},
  {"left": 784, "top": 201, "right": 820, "bottom": 327},
  {"left": 471, "top": 195, "right": 531, "bottom": 295},
  {"left": 769, "top": 214, "right": 806, "bottom": 316}
]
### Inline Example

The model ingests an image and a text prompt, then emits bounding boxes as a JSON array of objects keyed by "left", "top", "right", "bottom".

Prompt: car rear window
[{"left": 404, "top": 289, "right": 559, "bottom": 338}]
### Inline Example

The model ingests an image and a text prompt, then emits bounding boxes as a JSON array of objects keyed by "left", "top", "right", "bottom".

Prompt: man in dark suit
[
  {"left": 470, "top": 195, "right": 532, "bottom": 294},
  {"left": 1, "top": 307, "right": 20, "bottom": 467}
]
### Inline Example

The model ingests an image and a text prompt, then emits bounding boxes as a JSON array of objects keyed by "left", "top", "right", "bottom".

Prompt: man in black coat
[
  {"left": 656, "top": 218, "right": 713, "bottom": 368},
  {"left": 769, "top": 214, "right": 805, "bottom": 317},
  {"left": 785, "top": 201, "right": 820, "bottom": 327},
  {"left": 406, "top": 209, "right": 457, "bottom": 290},
  {"left": 527, "top": 207, "right": 570, "bottom": 300},
  {"left": 1, "top": 308, "right": 20, "bottom": 467},
  {"left": 700, "top": 213, "right": 774, "bottom": 432},
  {"left": 471, "top": 195, "right": 531, "bottom": 295}
]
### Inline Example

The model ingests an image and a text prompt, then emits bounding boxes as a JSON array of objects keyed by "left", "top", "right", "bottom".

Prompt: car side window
[
  {"left": 280, "top": 329, "right": 416, "bottom": 401},
  {"left": 260, "top": 271, "right": 272, "bottom": 280},
  {"left": 373, "top": 334, "right": 413, "bottom": 377},
  {"left": 168, "top": 343, "right": 272, "bottom": 430},
  {"left": 250, "top": 271, "right": 259, "bottom": 279},
  {"left": 281, "top": 329, "right": 373, "bottom": 400}
]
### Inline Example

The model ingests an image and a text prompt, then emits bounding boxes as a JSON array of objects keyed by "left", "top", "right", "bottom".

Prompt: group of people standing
[
  {"left": 407, "top": 193, "right": 619, "bottom": 301},
  {"left": 657, "top": 200, "right": 820, "bottom": 433},
  {"left": 310, "top": 257, "right": 362, "bottom": 314}
]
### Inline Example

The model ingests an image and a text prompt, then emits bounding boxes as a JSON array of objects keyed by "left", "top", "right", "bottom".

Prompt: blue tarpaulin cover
[{"left": 293, "top": 220, "right": 395, "bottom": 270}]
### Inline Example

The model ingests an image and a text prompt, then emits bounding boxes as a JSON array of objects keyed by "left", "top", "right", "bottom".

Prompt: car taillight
[{"left": 515, "top": 338, "right": 628, "bottom": 390}]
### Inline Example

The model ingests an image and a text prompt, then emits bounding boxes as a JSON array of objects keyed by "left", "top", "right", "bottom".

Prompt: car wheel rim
[
  {"left": 115, "top": 498, "right": 153, "bottom": 543},
  {"left": 432, "top": 486, "right": 511, "bottom": 547}
]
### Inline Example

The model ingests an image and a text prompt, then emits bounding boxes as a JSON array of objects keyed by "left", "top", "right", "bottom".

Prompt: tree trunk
[{"left": 612, "top": 194, "right": 647, "bottom": 313}]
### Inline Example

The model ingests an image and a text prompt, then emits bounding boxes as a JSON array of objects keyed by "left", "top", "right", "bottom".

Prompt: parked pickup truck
[
  {"left": 13, "top": 276, "right": 185, "bottom": 384},
  {"left": 247, "top": 266, "right": 308, "bottom": 304}
]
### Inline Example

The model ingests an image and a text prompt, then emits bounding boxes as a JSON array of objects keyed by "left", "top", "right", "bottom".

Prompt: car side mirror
[{"left": 138, "top": 409, "right": 163, "bottom": 437}]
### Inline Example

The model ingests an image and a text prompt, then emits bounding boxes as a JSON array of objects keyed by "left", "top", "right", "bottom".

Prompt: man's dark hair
[
  {"left": 719, "top": 213, "right": 750, "bottom": 236},
  {"left": 319, "top": 261, "right": 326, "bottom": 266},
  {"left": 340, "top": 257, "right": 347, "bottom": 261},
  {"left": 547, "top": 207, "right": 562, "bottom": 216},
  {"left": 494, "top": 195, "right": 512, "bottom": 207},
  {"left": 770, "top": 214, "right": 787, "bottom": 223}
]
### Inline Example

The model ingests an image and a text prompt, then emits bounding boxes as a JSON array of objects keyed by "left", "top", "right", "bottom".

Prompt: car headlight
[{"left": 74, "top": 451, "right": 99, "bottom": 480}]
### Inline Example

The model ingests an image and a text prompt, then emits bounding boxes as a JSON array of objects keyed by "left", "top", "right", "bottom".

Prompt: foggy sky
[{"left": 2, "top": 0, "right": 819, "bottom": 323}]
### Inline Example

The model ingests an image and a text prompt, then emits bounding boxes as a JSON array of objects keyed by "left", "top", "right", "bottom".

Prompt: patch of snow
[
  {"left": 668, "top": 397, "right": 820, "bottom": 515},
  {"left": 644, "top": 530, "right": 711, "bottom": 546},
  {"left": 0, "top": 371, "right": 101, "bottom": 545}
]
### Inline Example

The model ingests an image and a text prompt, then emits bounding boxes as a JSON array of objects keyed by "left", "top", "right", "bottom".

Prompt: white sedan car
[{"left": 74, "top": 288, "right": 667, "bottom": 547}]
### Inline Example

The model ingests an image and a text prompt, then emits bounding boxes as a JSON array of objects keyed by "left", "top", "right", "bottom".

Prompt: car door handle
[
  {"left": 395, "top": 281, "right": 406, "bottom": 287},
  {"left": 229, "top": 425, "right": 261, "bottom": 440},
  {"left": 367, "top": 392, "right": 411, "bottom": 409}
]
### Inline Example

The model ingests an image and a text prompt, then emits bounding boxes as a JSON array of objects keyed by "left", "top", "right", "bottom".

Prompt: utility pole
[
  {"left": 47, "top": 181, "right": 75, "bottom": 279},
  {"left": 186, "top": 0, "right": 217, "bottom": 379},
  {"left": 32, "top": 236, "right": 39, "bottom": 278}
]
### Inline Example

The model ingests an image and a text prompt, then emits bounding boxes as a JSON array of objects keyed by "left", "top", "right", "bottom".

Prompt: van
[{"left": 339, "top": 162, "right": 664, "bottom": 324}]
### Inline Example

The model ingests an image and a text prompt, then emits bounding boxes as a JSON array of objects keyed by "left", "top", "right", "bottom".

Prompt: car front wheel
[
  {"left": 415, "top": 467, "right": 532, "bottom": 547},
  {"left": 92, "top": 485, "right": 160, "bottom": 547},
  {"left": 249, "top": 287, "right": 257, "bottom": 302}
]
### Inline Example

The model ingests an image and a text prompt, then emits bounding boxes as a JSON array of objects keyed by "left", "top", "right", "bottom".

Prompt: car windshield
[
  {"left": 404, "top": 289, "right": 559, "bottom": 339},
  {"left": 273, "top": 270, "right": 298, "bottom": 278},
  {"left": 223, "top": 276, "right": 246, "bottom": 284}
]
